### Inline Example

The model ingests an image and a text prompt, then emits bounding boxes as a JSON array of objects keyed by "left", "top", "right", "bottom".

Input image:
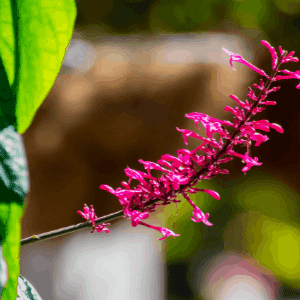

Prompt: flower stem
[{"left": 20, "top": 210, "right": 124, "bottom": 247}]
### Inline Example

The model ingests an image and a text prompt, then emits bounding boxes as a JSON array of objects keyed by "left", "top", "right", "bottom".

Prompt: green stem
[{"left": 11, "top": 0, "right": 20, "bottom": 128}]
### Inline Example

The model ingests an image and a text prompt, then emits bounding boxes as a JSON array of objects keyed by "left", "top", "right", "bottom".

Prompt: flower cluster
[
  {"left": 78, "top": 40, "right": 299, "bottom": 240},
  {"left": 77, "top": 204, "right": 110, "bottom": 233}
]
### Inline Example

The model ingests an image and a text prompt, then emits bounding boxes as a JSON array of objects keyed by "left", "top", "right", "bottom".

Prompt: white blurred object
[
  {"left": 62, "top": 39, "right": 96, "bottom": 73},
  {"left": 53, "top": 218, "right": 165, "bottom": 300},
  {"left": 156, "top": 34, "right": 254, "bottom": 65},
  {"left": 21, "top": 218, "right": 165, "bottom": 300},
  {"left": 194, "top": 251, "right": 279, "bottom": 300},
  {"left": 61, "top": 32, "right": 255, "bottom": 73},
  {"left": 216, "top": 277, "right": 271, "bottom": 300}
]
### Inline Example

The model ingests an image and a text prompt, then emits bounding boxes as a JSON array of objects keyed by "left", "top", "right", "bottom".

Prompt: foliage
[
  {"left": 0, "top": 0, "right": 76, "bottom": 298},
  {"left": 0, "top": 0, "right": 76, "bottom": 134}
]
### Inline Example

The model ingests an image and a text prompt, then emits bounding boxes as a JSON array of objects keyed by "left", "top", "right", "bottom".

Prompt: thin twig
[{"left": 20, "top": 210, "right": 124, "bottom": 247}]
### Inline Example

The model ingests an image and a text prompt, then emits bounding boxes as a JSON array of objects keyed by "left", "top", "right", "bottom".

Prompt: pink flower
[
  {"left": 123, "top": 209, "right": 149, "bottom": 227},
  {"left": 157, "top": 227, "right": 181, "bottom": 241},
  {"left": 139, "top": 221, "right": 181, "bottom": 240},
  {"left": 191, "top": 208, "right": 213, "bottom": 226},
  {"left": 222, "top": 46, "right": 270, "bottom": 78},
  {"left": 77, "top": 40, "right": 300, "bottom": 241},
  {"left": 275, "top": 70, "right": 300, "bottom": 89},
  {"left": 228, "top": 151, "right": 262, "bottom": 174},
  {"left": 77, "top": 204, "right": 110, "bottom": 233}
]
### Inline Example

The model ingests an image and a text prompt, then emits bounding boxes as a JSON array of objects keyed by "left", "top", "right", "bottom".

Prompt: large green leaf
[
  {"left": 0, "top": 248, "right": 43, "bottom": 300},
  {"left": 0, "top": 125, "right": 30, "bottom": 299},
  {"left": 0, "top": 53, "right": 15, "bottom": 128},
  {"left": 17, "top": 275, "right": 43, "bottom": 300},
  {"left": 0, "top": 0, "right": 77, "bottom": 134}
]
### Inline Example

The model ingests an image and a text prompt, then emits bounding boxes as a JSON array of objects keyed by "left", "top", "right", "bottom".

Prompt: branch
[{"left": 20, "top": 210, "right": 124, "bottom": 247}]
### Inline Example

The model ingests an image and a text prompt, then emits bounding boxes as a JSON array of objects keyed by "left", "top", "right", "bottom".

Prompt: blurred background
[{"left": 19, "top": 0, "right": 300, "bottom": 299}]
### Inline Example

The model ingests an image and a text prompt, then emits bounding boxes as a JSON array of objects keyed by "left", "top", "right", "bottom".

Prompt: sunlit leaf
[
  {"left": 0, "top": 0, "right": 77, "bottom": 134},
  {"left": 0, "top": 126, "right": 29, "bottom": 299}
]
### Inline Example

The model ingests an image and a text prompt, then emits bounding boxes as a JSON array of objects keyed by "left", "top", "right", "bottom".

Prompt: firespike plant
[
  {"left": 75, "top": 40, "right": 300, "bottom": 241},
  {"left": 20, "top": 40, "right": 300, "bottom": 247}
]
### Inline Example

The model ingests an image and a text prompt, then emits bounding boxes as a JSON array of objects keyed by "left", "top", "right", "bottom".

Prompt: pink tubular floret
[
  {"left": 261, "top": 40, "right": 278, "bottom": 70},
  {"left": 222, "top": 46, "right": 270, "bottom": 78}
]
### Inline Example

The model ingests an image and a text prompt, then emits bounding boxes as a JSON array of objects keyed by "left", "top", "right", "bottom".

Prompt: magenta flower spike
[{"left": 78, "top": 40, "right": 300, "bottom": 240}]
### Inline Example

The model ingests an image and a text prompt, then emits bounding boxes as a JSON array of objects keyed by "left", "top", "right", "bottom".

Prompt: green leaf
[
  {"left": 1, "top": 203, "right": 23, "bottom": 300},
  {"left": 16, "top": 275, "right": 43, "bottom": 300},
  {"left": 0, "top": 248, "right": 43, "bottom": 300},
  {"left": 0, "top": 55, "right": 15, "bottom": 127},
  {"left": 0, "top": 126, "right": 29, "bottom": 299},
  {"left": 0, "top": 0, "right": 77, "bottom": 134}
]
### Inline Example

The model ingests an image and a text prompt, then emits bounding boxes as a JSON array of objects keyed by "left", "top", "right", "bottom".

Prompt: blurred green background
[{"left": 75, "top": 0, "right": 300, "bottom": 51}]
